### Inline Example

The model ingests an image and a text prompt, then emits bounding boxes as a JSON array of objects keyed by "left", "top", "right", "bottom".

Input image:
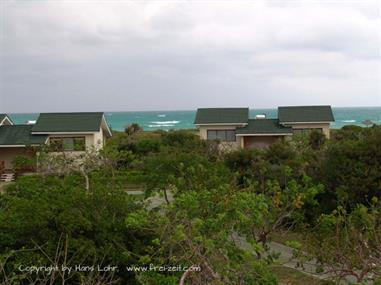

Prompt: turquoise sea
[{"left": 8, "top": 107, "right": 381, "bottom": 132}]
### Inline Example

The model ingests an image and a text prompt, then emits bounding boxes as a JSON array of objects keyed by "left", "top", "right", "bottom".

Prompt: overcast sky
[{"left": 0, "top": 0, "right": 380, "bottom": 113}]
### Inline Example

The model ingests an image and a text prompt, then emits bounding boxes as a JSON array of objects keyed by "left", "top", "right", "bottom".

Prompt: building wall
[
  {"left": 93, "top": 128, "right": 104, "bottom": 150},
  {"left": 243, "top": 136, "right": 284, "bottom": 149},
  {"left": 0, "top": 131, "right": 108, "bottom": 171},
  {"left": 198, "top": 124, "right": 244, "bottom": 151},
  {"left": 48, "top": 134, "right": 94, "bottom": 149},
  {"left": 47, "top": 133, "right": 103, "bottom": 150},
  {"left": 0, "top": 147, "right": 34, "bottom": 169},
  {"left": 284, "top": 123, "right": 331, "bottom": 138}
]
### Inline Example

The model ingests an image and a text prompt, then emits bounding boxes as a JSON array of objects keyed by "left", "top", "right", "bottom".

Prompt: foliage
[
  {"left": 142, "top": 151, "right": 232, "bottom": 198},
  {"left": 231, "top": 175, "right": 323, "bottom": 250},
  {"left": 151, "top": 183, "right": 277, "bottom": 284},
  {"left": 161, "top": 130, "right": 220, "bottom": 160},
  {"left": 321, "top": 125, "right": 381, "bottom": 207},
  {"left": 306, "top": 200, "right": 381, "bottom": 283},
  {"left": 0, "top": 174, "right": 157, "bottom": 284},
  {"left": 308, "top": 130, "right": 326, "bottom": 150},
  {"left": 2, "top": 126, "right": 381, "bottom": 284},
  {"left": 12, "top": 155, "right": 35, "bottom": 172},
  {"left": 125, "top": 123, "right": 143, "bottom": 135}
]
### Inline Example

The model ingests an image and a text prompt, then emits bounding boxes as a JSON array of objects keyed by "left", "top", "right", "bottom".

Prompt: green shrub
[
  {"left": 12, "top": 155, "right": 35, "bottom": 172},
  {"left": 0, "top": 174, "right": 157, "bottom": 284}
]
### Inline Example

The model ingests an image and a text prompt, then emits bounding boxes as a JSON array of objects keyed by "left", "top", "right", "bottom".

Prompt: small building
[
  {"left": 0, "top": 112, "right": 112, "bottom": 171},
  {"left": 31, "top": 112, "right": 112, "bottom": 152},
  {"left": 194, "top": 108, "right": 249, "bottom": 150},
  {"left": 0, "top": 125, "right": 48, "bottom": 171},
  {"left": 194, "top": 105, "right": 334, "bottom": 149},
  {"left": 278, "top": 106, "right": 334, "bottom": 138}
]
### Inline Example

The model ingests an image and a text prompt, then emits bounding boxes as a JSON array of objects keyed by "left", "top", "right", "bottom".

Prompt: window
[
  {"left": 50, "top": 137, "right": 86, "bottom": 151},
  {"left": 293, "top": 128, "right": 322, "bottom": 135},
  {"left": 207, "top": 130, "right": 236, "bottom": 142}
]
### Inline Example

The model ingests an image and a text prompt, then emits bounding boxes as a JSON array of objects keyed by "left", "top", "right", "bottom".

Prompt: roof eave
[
  {"left": 0, "top": 144, "right": 28, "bottom": 147},
  {"left": 0, "top": 143, "right": 43, "bottom": 147},
  {"left": 0, "top": 116, "right": 14, "bottom": 126},
  {"left": 31, "top": 131, "right": 99, "bottom": 135},
  {"left": 194, "top": 122, "right": 248, "bottom": 126},
  {"left": 280, "top": 121, "right": 334, "bottom": 124},
  {"left": 236, "top": 133, "right": 293, "bottom": 136},
  {"left": 101, "top": 114, "right": 113, "bottom": 137}
]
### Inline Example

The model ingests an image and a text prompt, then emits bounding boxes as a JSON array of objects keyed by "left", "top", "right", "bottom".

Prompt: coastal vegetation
[{"left": 1, "top": 125, "right": 380, "bottom": 284}]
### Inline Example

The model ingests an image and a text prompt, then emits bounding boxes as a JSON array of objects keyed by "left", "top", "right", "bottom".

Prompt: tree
[
  {"left": 229, "top": 174, "right": 323, "bottom": 252},
  {"left": 144, "top": 184, "right": 277, "bottom": 285},
  {"left": 37, "top": 148, "right": 104, "bottom": 191},
  {"left": 125, "top": 123, "right": 142, "bottom": 135},
  {"left": 0, "top": 174, "right": 157, "bottom": 284},
  {"left": 306, "top": 200, "right": 381, "bottom": 284},
  {"left": 320, "top": 125, "right": 381, "bottom": 207},
  {"left": 143, "top": 151, "right": 232, "bottom": 203},
  {"left": 308, "top": 130, "right": 326, "bottom": 150}
]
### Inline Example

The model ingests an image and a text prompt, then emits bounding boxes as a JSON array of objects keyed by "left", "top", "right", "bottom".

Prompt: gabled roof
[
  {"left": 0, "top": 114, "right": 13, "bottom": 125},
  {"left": 194, "top": 108, "right": 249, "bottom": 125},
  {"left": 236, "top": 119, "right": 293, "bottom": 136},
  {"left": 0, "top": 125, "right": 47, "bottom": 146},
  {"left": 278, "top": 105, "right": 334, "bottom": 123},
  {"left": 31, "top": 112, "right": 112, "bottom": 136}
]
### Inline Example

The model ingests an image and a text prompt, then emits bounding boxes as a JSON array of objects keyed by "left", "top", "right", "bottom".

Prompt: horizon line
[{"left": 4, "top": 105, "right": 381, "bottom": 115}]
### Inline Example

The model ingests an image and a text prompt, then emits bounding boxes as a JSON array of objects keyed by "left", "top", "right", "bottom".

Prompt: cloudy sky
[{"left": 0, "top": 0, "right": 380, "bottom": 112}]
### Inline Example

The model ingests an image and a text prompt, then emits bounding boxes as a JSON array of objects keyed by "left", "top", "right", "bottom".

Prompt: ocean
[{"left": 8, "top": 107, "right": 381, "bottom": 132}]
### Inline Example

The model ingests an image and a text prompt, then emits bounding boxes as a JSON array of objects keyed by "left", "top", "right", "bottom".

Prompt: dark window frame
[
  {"left": 293, "top": 128, "right": 323, "bottom": 135},
  {"left": 207, "top": 129, "right": 236, "bottom": 142},
  {"left": 49, "top": 137, "right": 86, "bottom": 152}
]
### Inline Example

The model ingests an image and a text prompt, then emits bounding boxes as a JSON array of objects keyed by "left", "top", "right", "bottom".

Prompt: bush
[
  {"left": 162, "top": 130, "right": 199, "bottom": 147},
  {"left": 12, "top": 155, "right": 35, "bottom": 172},
  {"left": 308, "top": 130, "right": 326, "bottom": 150},
  {"left": 125, "top": 123, "right": 142, "bottom": 135},
  {"left": 135, "top": 139, "right": 161, "bottom": 155},
  {"left": 0, "top": 174, "right": 157, "bottom": 284},
  {"left": 320, "top": 125, "right": 381, "bottom": 206}
]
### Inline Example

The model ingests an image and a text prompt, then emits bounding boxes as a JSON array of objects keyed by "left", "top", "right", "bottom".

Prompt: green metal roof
[
  {"left": 0, "top": 125, "right": 47, "bottom": 146},
  {"left": 194, "top": 108, "right": 249, "bottom": 124},
  {"left": 32, "top": 112, "right": 105, "bottom": 133},
  {"left": 278, "top": 105, "right": 334, "bottom": 123},
  {"left": 236, "top": 119, "right": 293, "bottom": 135}
]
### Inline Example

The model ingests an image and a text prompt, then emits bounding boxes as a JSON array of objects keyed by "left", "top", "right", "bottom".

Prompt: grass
[
  {"left": 272, "top": 266, "right": 334, "bottom": 285},
  {"left": 0, "top": 181, "right": 13, "bottom": 193}
]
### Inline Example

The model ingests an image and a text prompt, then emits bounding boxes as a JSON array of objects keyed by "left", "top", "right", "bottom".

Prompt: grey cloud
[{"left": 0, "top": 0, "right": 380, "bottom": 112}]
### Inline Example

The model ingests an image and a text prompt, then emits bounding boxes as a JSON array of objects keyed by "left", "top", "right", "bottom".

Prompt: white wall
[{"left": 93, "top": 128, "right": 104, "bottom": 150}]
